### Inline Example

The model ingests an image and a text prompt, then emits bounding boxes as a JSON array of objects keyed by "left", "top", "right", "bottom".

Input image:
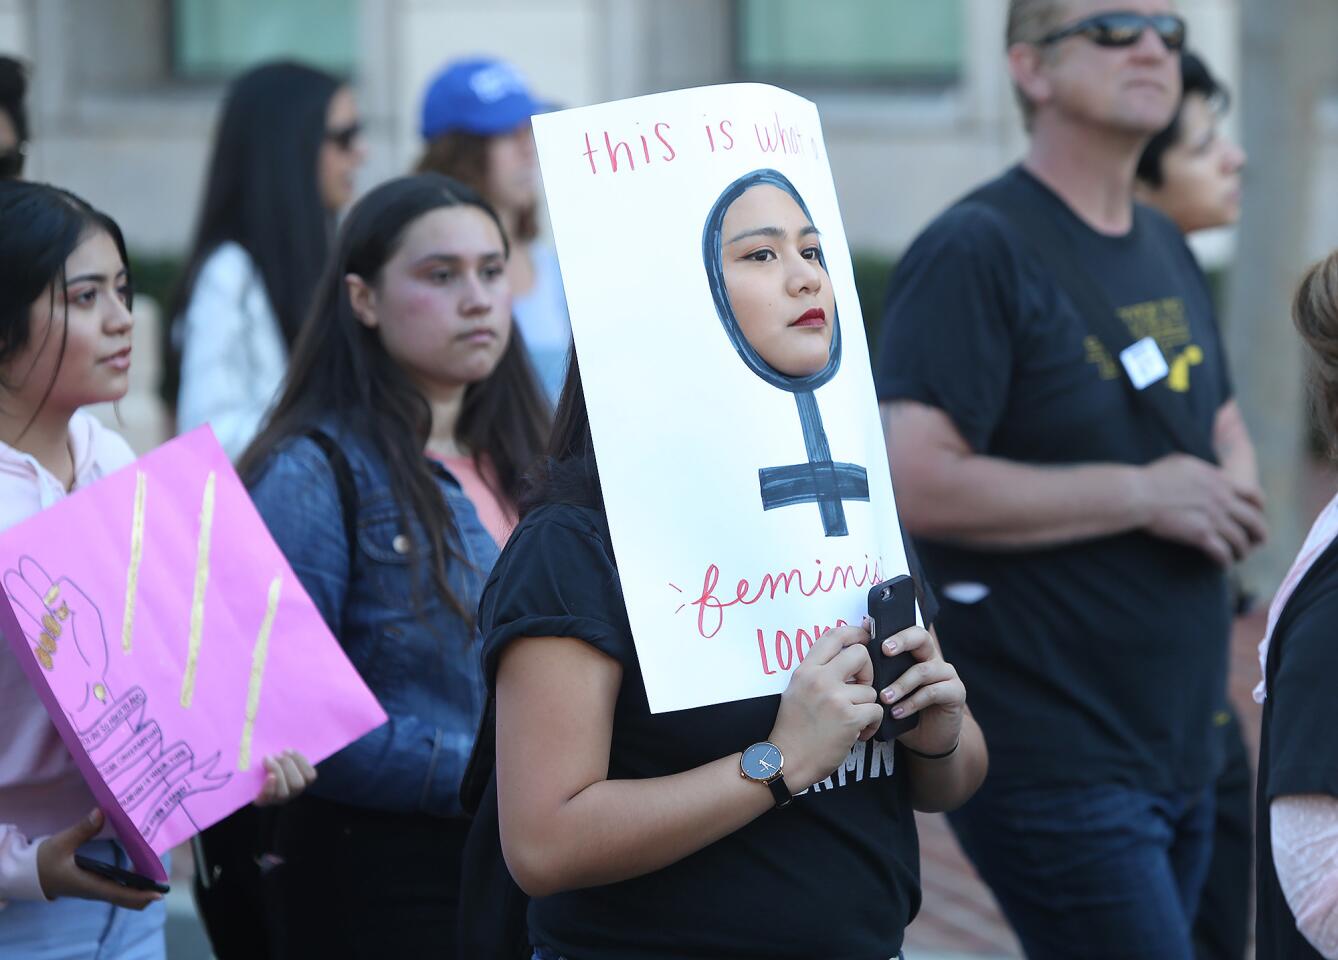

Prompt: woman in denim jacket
[{"left": 236, "top": 173, "right": 549, "bottom": 958}]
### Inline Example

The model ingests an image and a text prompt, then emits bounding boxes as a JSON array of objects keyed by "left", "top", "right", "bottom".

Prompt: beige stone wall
[
  {"left": 1, "top": 0, "right": 1255, "bottom": 257},
  {"left": 7, "top": 0, "right": 1331, "bottom": 291},
  {"left": 9, "top": 0, "right": 1337, "bottom": 476},
  {"left": 0, "top": 0, "right": 27, "bottom": 54},
  {"left": 389, "top": 0, "right": 603, "bottom": 164}
]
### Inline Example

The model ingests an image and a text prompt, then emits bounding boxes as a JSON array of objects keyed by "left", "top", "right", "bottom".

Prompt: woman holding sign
[
  {"left": 0, "top": 181, "right": 315, "bottom": 960},
  {"left": 483, "top": 165, "right": 986, "bottom": 960},
  {"left": 240, "top": 172, "right": 549, "bottom": 956}
]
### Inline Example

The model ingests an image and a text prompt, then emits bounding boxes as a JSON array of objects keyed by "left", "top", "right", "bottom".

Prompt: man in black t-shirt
[{"left": 875, "top": 3, "right": 1266, "bottom": 958}]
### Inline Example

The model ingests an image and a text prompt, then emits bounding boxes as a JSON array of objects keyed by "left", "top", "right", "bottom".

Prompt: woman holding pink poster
[{"left": 0, "top": 181, "right": 316, "bottom": 960}]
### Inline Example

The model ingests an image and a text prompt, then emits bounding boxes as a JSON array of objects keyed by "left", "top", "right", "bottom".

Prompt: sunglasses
[
  {"left": 325, "top": 121, "right": 363, "bottom": 152},
  {"left": 0, "top": 144, "right": 26, "bottom": 179},
  {"left": 1040, "top": 12, "right": 1187, "bottom": 51}
]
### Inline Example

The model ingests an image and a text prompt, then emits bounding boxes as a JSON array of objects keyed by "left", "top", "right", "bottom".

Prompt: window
[
  {"left": 172, "top": 0, "right": 356, "bottom": 79},
  {"left": 736, "top": 0, "right": 963, "bottom": 87}
]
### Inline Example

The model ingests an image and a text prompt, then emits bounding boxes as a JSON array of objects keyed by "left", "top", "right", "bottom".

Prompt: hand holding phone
[
  {"left": 35, "top": 809, "right": 166, "bottom": 908},
  {"left": 74, "top": 854, "right": 170, "bottom": 895},
  {"left": 867, "top": 575, "right": 921, "bottom": 741}
]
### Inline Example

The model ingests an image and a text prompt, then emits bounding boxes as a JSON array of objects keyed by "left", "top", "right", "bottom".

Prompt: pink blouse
[
  {"left": 434, "top": 454, "right": 516, "bottom": 548},
  {"left": 0, "top": 412, "right": 136, "bottom": 905}
]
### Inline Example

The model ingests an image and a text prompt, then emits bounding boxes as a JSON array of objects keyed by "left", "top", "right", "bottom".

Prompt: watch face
[{"left": 741, "top": 742, "right": 783, "bottom": 781}]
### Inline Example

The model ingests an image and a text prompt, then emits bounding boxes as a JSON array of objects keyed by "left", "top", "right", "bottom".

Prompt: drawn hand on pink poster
[
  {"left": 0, "top": 428, "right": 382, "bottom": 879},
  {"left": 4, "top": 556, "right": 231, "bottom": 843}
]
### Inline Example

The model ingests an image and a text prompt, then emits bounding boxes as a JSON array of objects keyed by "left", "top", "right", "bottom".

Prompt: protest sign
[
  {"left": 0, "top": 427, "right": 387, "bottom": 881},
  {"left": 534, "top": 83, "right": 916, "bottom": 713}
]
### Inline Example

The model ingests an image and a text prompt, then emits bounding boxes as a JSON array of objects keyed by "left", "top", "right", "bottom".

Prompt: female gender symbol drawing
[{"left": 702, "top": 168, "right": 868, "bottom": 537}]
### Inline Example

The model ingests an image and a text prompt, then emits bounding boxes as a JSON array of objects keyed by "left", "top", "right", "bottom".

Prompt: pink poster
[{"left": 0, "top": 427, "right": 387, "bottom": 882}]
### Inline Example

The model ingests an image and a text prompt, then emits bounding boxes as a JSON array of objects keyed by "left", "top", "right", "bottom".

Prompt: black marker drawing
[
  {"left": 703, "top": 167, "right": 868, "bottom": 537},
  {"left": 3, "top": 556, "right": 231, "bottom": 843}
]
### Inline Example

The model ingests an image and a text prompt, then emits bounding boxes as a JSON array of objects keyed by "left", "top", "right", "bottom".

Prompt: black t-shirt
[
  {"left": 479, "top": 501, "right": 936, "bottom": 960},
  {"left": 1256, "top": 534, "right": 1338, "bottom": 960},
  {"left": 875, "top": 166, "right": 1231, "bottom": 793}
]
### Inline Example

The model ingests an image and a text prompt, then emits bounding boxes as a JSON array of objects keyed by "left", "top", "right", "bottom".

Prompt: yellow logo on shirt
[{"left": 1085, "top": 297, "right": 1201, "bottom": 392}]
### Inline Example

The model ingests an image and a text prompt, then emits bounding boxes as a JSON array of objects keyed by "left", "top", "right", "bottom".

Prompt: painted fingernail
[
  {"left": 861, "top": 615, "right": 873, "bottom": 632},
  {"left": 884, "top": 687, "right": 899, "bottom": 703},
  {"left": 891, "top": 707, "right": 905, "bottom": 718},
  {"left": 884, "top": 639, "right": 897, "bottom": 654}
]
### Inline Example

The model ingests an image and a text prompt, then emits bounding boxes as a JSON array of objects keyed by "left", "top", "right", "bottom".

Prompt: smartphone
[
  {"left": 867, "top": 575, "right": 921, "bottom": 742},
  {"left": 74, "top": 853, "right": 170, "bottom": 894}
]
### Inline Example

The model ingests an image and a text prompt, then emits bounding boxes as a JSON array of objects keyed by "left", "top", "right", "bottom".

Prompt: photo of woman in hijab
[{"left": 702, "top": 168, "right": 867, "bottom": 537}]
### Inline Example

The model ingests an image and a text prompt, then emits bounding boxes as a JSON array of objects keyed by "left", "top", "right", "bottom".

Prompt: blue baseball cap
[{"left": 419, "top": 57, "right": 552, "bottom": 139}]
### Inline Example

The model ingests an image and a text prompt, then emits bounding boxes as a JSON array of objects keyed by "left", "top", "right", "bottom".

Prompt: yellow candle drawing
[
  {"left": 122, "top": 470, "right": 147, "bottom": 654},
  {"left": 237, "top": 575, "right": 282, "bottom": 771},
  {"left": 180, "top": 471, "right": 217, "bottom": 709}
]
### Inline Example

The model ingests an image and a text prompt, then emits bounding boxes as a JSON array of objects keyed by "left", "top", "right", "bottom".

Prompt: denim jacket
[{"left": 247, "top": 420, "right": 496, "bottom": 818}]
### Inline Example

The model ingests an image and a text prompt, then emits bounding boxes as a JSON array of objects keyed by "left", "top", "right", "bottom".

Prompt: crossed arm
[{"left": 880, "top": 399, "right": 1266, "bottom": 565}]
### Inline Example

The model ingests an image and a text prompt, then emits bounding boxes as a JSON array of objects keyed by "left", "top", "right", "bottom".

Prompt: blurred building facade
[
  {"left": 0, "top": 0, "right": 1272, "bottom": 264},
  {"left": 0, "top": 8, "right": 1320, "bottom": 958}
]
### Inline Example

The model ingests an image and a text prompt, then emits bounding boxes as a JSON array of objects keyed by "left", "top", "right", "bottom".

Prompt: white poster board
[{"left": 535, "top": 83, "right": 915, "bottom": 713}]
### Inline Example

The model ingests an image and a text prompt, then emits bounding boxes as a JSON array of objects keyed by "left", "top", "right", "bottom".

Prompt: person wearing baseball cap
[{"left": 416, "top": 56, "right": 570, "bottom": 403}]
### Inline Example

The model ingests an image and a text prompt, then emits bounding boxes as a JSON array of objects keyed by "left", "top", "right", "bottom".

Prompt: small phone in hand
[
  {"left": 867, "top": 575, "right": 921, "bottom": 742},
  {"left": 74, "top": 853, "right": 170, "bottom": 894}
]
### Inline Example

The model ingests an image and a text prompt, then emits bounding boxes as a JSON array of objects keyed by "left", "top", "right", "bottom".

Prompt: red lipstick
[{"left": 790, "top": 308, "right": 826, "bottom": 328}]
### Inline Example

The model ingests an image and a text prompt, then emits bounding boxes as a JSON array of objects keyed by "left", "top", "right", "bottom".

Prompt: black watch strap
[{"left": 767, "top": 775, "right": 792, "bottom": 808}]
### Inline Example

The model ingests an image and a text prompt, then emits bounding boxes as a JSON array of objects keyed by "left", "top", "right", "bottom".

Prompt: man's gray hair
[{"left": 1007, "top": 0, "right": 1072, "bottom": 127}]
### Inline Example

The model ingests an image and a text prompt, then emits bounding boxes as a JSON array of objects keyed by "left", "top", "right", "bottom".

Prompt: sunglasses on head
[
  {"left": 0, "top": 144, "right": 26, "bottom": 179},
  {"left": 1040, "top": 11, "right": 1187, "bottom": 51},
  {"left": 325, "top": 121, "right": 363, "bottom": 152}
]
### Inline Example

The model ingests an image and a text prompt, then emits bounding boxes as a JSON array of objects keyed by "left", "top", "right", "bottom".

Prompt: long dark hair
[
  {"left": 165, "top": 61, "right": 342, "bottom": 401},
  {"left": 0, "top": 180, "right": 130, "bottom": 433},
  {"left": 521, "top": 347, "right": 602, "bottom": 518},
  {"left": 415, "top": 132, "right": 539, "bottom": 243},
  {"left": 240, "top": 173, "right": 551, "bottom": 622}
]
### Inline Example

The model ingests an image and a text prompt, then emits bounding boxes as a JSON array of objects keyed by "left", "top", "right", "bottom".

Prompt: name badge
[{"left": 1119, "top": 336, "right": 1169, "bottom": 391}]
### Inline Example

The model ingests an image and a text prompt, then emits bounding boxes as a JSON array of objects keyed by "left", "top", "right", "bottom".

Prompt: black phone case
[
  {"left": 868, "top": 575, "right": 921, "bottom": 741},
  {"left": 74, "top": 853, "right": 170, "bottom": 894}
]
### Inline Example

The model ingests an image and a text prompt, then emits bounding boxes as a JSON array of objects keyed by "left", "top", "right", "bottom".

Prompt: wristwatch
[{"left": 740, "top": 741, "right": 791, "bottom": 808}]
